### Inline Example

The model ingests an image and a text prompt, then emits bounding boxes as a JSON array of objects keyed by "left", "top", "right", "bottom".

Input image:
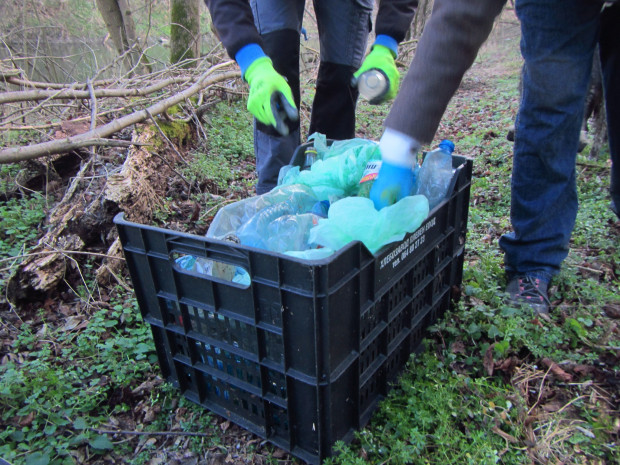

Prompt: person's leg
[
  {"left": 599, "top": 2, "right": 620, "bottom": 219},
  {"left": 250, "top": 0, "right": 305, "bottom": 194},
  {"left": 500, "top": 0, "right": 603, "bottom": 286},
  {"left": 309, "top": 0, "right": 372, "bottom": 139}
]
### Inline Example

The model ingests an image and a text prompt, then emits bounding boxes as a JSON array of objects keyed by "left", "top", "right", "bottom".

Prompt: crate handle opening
[{"left": 171, "top": 252, "right": 251, "bottom": 288}]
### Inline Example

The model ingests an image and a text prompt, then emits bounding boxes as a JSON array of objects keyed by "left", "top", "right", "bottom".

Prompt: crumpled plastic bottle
[
  {"left": 207, "top": 184, "right": 319, "bottom": 241},
  {"left": 264, "top": 213, "right": 321, "bottom": 253},
  {"left": 206, "top": 184, "right": 326, "bottom": 254},
  {"left": 415, "top": 139, "right": 455, "bottom": 210}
]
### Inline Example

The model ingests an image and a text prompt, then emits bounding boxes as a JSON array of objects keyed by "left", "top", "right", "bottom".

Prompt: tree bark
[
  {"left": 411, "top": 0, "right": 434, "bottom": 39},
  {"left": 95, "top": 0, "right": 143, "bottom": 72},
  {"left": 170, "top": 0, "right": 202, "bottom": 67}
]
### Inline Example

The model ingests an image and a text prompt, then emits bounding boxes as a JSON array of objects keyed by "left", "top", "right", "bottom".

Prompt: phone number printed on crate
[{"left": 380, "top": 216, "right": 437, "bottom": 270}]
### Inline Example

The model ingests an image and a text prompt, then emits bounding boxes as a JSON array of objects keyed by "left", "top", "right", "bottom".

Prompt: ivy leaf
[
  {"left": 73, "top": 417, "right": 87, "bottom": 430},
  {"left": 487, "top": 325, "right": 501, "bottom": 339},
  {"left": 25, "top": 452, "right": 50, "bottom": 465},
  {"left": 89, "top": 434, "right": 113, "bottom": 450}
]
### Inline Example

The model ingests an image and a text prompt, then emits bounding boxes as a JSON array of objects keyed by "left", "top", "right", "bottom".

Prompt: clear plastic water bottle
[
  {"left": 303, "top": 148, "right": 318, "bottom": 169},
  {"left": 357, "top": 69, "right": 389, "bottom": 104},
  {"left": 236, "top": 201, "right": 297, "bottom": 249},
  {"left": 265, "top": 213, "right": 321, "bottom": 253},
  {"left": 415, "top": 139, "right": 455, "bottom": 210}
]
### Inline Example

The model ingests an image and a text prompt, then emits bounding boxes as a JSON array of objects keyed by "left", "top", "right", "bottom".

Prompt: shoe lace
[{"left": 516, "top": 276, "right": 550, "bottom": 304}]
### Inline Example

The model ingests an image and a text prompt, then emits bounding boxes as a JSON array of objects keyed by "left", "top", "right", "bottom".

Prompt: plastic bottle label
[{"left": 359, "top": 160, "right": 382, "bottom": 184}]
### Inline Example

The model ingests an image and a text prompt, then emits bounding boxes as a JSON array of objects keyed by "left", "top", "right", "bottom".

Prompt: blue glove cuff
[
  {"left": 378, "top": 161, "right": 413, "bottom": 179},
  {"left": 374, "top": 35, "right": 398, "bottom": 58},
  {"left": 235, "top": 44, "right": 268, "bottom": 78}
]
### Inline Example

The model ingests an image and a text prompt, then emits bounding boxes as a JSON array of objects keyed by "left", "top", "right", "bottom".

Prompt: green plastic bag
[
  {"left": 278, "top": 134, "right": 381, "bottom": 201},
  {"left": 308, "top": 195, "right": 430, "bottom": 254}
]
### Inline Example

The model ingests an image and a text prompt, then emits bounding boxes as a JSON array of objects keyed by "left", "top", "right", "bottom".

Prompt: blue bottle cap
[{"left": 438, "top": 139, "right": 455, "bottom": 153}]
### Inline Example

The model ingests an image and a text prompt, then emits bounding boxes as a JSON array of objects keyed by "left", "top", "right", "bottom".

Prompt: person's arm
[
  {"left": 370, "top": 0, "right": 507, "bottom": 209},
  {"left": 375, "top": 0, "right": 419, "bottom": 44},
  {"left": 203, "top": 0, "right": 298, "bottom": 134},
  {"left": 385, "top": 0, "right": 507, "bottom": 143},
  {"left": 204, "top": 0, "right": 262, "bottom": 59},
  {"left": 353, "top": 0, "right": 419, "bottom": 103}
]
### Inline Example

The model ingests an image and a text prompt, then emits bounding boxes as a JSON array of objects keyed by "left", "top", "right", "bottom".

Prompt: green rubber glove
[
  {"left": 244, "top": 57, "right": 298, "bottom": 135},
  {"left": 353, "top": 45, "right": 399, "bottom": 103}
]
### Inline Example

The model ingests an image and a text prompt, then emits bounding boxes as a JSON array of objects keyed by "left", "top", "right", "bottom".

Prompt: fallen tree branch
[
  {"left": 0, "top": 249, "right": 125, "bottom": 266},
  {"left": 0, "top": 64, "right": 240, "bottom": 164},
  {"left": 0, "top": 75, "right": 196, "bottom": 104},
  {"left": 94, "top": 429, "right": 214, "bottom": 438},
  {"left": 4, "top": 75, "right": 117, "bottom": 90}
]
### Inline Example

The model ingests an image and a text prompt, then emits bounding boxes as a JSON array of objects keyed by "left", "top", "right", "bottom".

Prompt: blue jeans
[
  {"left": 499, "top": 0, "right": 620, "bottom": 282},
  {"left": 250, "top": 0, "right": 372, "bottom": 194}
]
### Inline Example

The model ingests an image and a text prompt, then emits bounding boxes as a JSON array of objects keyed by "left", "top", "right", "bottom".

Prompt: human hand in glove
[
  {"left": 353, "top": 41, "right": 399, "bottom": 104},
  {"left": 369, "top": 162, "right": 415, "bottom": 210},
  {"left": 370, "top": 128, "right": 421, "bottom": 210},
  {"left": 244, "top": 57, "right": 298, "bottom": 135}
]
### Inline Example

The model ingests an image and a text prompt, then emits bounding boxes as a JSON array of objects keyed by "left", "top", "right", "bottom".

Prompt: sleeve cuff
[
  {"left": 379, "top": 128, "right": 421, "bottom": 168},
  {"left": 235, "top": 44, "right": 267, "bottom": 78},
  {"left": 374, "top": 34, "right": 398, "bottom": 58}
]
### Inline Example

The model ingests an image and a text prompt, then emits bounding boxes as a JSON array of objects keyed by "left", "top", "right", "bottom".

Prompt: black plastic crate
[{"left": 114, "top": 151, "right": 472, "bottom": 465}]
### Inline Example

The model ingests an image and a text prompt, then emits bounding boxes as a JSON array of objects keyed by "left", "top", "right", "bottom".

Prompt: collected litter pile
[{"left": 205, "top": 134, "right": 455, "bottom": 260}]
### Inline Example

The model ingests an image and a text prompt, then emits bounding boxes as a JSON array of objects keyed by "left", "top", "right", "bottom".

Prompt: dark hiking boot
[{"left": 505, "top": 276, "right": 551, "bottom": 314}]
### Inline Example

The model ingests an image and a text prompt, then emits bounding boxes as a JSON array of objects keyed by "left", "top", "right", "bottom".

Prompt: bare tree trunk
[
  {"left": 96, "top": 0, "right": 143, "bottom": 72},
  {"left": 411, "top": 0, "right": 434, "bottom": 39},
  {"left": 170, "top": 0, "right": 201, "bottom": 67}
]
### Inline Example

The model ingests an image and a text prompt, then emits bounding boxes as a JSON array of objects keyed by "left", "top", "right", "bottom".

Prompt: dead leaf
[
  {"left": 59, "top": 120, "right": 91, "bottom": 137},
  {"left": 541, "top": 401, "right": 565, "bottom": 413},
  {"left": 604, "top": 303, "right": 620, "bottom": 319},
  {"left": 19, "top": 411, "right": 35, "bottom": 427},
  {"left": 62, "top": 315, "right": 85, "bottom": 332},
  {"left": 492, "top": 425, "right": 518, "bottom": 443},
  {"left": 573, "top": 364, "right": 595, "bottom": 376},
  {"left": 132, "top": 377, "right": 164, "bottom": 396},
  {"left": 220, "top": 420, "right": 230, "bottom": 432},
  {"left": 541, "top": 358, "right": 573, "bottom": 382},
  {"left": 450, "top": 341, "right": 466, "bottom": 354},
  {"left": 189, "top": 203, "right": 200, "bottom": 222},
  {"left": 496, "top": 357, "right": 518, "bottom": 373},
  {"left": 271, "top": 449, "right": 287, "bottom": 459},
  {"left": 484, "top": 344, "right": 495, "bottom": 376},
  {"left": 143, "top": 404, "right": 161, "bottom": 423}
]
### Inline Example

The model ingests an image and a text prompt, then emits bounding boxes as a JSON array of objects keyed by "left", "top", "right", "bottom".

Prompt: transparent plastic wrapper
[
  {"left": 416, "top": 140, "right": 455, "bottom": 209},
  {"left": 278, "top": 134, "right": 382, "bottom": 201},
  {"left": 309, "top": 195, "right": 430, "bottom": 254},
  {"left": 207, "top": 184, "right": 319, "bottom": 241},
  {"left": 175, "top": 255, "right": 251, "bottom": 286}
]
